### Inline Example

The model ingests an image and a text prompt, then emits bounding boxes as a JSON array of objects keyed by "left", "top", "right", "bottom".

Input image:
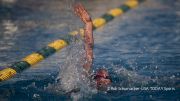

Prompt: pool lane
[
  {"left": 0, "top": 0, "right": 126, "bottom": 79},
  {"left": 2, "top": 0, "right": 145, "bottom": 81}
]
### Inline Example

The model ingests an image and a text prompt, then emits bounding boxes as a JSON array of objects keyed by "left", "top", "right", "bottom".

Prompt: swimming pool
[{"left": 0, "top": 0, "right": 179, "bottom": 101}]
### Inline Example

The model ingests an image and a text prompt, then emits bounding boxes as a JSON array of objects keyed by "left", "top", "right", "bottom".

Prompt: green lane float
[
  {"left": 0, "top": 39, "right": 68, "bottom": 81},
  {"left": 0, "top": 0, "right": 146, "bottom": 82}
]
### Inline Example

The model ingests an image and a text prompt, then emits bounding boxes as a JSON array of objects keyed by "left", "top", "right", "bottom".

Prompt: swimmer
[{"left": 74, "top": 3, "right": 111, "bottom": 90}]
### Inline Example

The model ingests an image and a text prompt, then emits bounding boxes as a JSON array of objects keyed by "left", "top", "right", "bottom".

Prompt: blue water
[{"left": 0, "top": 0, "right": 179, "bottom": 101}]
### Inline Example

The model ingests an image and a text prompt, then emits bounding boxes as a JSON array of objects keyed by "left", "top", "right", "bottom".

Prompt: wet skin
[
  {"left": 74, "top": 3, "right": 93, "bottom": 72},
  {"left": 74, "top": 4, "right": 111, "bottom": 88}
]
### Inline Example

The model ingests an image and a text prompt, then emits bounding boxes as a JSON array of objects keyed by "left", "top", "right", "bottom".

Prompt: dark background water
[{"left": 0, "top": 0, "right": 179, "bottom": 101}]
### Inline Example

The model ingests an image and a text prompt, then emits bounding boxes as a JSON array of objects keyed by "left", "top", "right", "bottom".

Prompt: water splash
[
  {"left": 111, "top": 64, "right": 179, "bottom": 88},
  {"left": 112, "top": 66, "right": 151, "bottom": 87},
  {"left": 46, "top": 36, "right": 97, "bottom": 100}
]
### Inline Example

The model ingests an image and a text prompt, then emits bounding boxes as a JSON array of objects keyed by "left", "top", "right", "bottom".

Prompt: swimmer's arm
[
  {"left": 74, "top": 3, "right": 94, "bottom": 72},
  {"left": 84, "top": 21, "right": 93, "bottom": 72}
]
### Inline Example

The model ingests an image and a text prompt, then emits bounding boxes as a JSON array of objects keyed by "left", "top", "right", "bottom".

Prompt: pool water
[{"left": 0, "top": 0, "right": 179, "bottom": 101}]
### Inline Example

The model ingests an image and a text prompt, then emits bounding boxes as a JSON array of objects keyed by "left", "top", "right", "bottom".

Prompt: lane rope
[{"left": 0, "top": 0, "right": 146, "bottom": 82}]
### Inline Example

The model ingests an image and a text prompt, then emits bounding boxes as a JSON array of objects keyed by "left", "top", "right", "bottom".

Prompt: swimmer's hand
[{"left": 74, "top": 3, "right": 92, "bottom": 23}]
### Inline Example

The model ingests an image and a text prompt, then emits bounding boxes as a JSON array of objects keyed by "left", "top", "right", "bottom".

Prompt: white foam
[{"left": 46, "top": 36, "right": 96, "bottom": 100}]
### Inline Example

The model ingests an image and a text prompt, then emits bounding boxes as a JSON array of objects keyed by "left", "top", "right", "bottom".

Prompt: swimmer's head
[{"left": 94, "top": 69, "right": 112, "bottom": 90}]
